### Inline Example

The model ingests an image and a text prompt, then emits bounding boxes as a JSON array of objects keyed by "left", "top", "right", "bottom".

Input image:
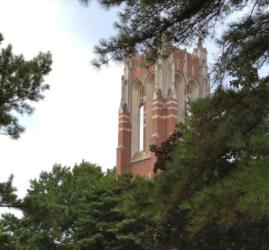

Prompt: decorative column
[
  {"left": 116, "top": 101, "right": 131, "bottom": 175},
  {"left": 166, "top": 87, "right": 178, "bottom": 136},
  {"left": 151, "top": 87, "right": 165, "bottom": 146}
]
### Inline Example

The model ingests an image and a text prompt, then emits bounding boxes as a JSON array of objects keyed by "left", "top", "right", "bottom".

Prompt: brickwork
[{"left": 116, "top": 42, "right": 209, "bottom": 177}]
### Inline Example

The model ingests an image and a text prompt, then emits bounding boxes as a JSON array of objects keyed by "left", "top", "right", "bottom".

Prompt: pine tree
[
  {"left": 0, "top": 33, "right": 52, "bottom": 139},
  {"left": 78, "top": 0, "right": 269, "bottom": 74},
  {"left": 0, "top": 163, "right": 154, "bottom": 249},
  {"left": 75, "top": 1, "right": 269, "bottom": 248},
  {"left": 0, "top": 175, "right": 21, "bottom": 209}
]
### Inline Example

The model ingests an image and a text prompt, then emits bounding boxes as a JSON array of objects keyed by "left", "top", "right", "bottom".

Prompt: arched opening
[
  {"left": 187, "top": 79, "right": 199, "bottom": 103},
  {"left": 131, "top": 80, "right": 143, "bottom": 157},
  {"left": 175, "top": 73, "right": 185, "bottom": 123},
  {"left": 145, "top": 74, "right": 154, "bottom": 148},
  {"left": 139, "top": 104, "right": 144, "bottom": 151}
]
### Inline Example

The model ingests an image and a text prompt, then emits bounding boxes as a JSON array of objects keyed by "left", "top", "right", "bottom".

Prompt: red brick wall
[
  {"left": 129, "top": 153, "right": 156, "bottom": 178},
  {"left": 117, "top": 49, "right": 201, "bottom": 178}
]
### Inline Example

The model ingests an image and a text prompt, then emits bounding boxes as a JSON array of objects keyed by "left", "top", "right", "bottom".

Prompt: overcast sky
[
  {"left": 0, "top": 0, "right": 124, "bottom": 197},
  {"left": 0, "top": 0, "right": 227, "bottom": 200}
]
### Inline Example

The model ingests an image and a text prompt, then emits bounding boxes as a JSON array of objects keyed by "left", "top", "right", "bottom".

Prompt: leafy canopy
[
  {"left": 0, "top": 162, "right": 154, "bottom": 250},
  {"left": 76, "top": 0, "right": 269, "bottom": 248},
  {"left": 1, "top": 0, "right": 268, "bottom": 249}
]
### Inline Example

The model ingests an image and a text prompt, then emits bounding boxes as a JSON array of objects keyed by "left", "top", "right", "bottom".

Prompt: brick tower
[{"left": 116, "top": 39, "right": 209, "bottom": 178}]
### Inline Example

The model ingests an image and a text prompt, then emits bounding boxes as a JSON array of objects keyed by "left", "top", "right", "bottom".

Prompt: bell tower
[{"left": 116, "top": 40, "right": 209, "bottom": 178}]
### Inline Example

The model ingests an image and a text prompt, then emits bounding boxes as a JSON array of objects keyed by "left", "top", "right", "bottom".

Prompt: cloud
[{"left": 0, "top": 0, "right": 122, "bottom": 197}]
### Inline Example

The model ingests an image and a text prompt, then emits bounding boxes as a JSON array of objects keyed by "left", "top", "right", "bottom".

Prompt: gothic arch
[
  {"left": 145, "top": 74, "right": 155, "bottom": 149},
  {"left": 131, "top": 80, "right": 144, "bottom": 157},
  {"left": 131, "top": 79, "right": 144, "bottom": 90},
  {"left": 175, "top": 72, "right": 186, "bottom": 123},
  {"left": 187, "top": 78, "right": 200, "bottom": 103}
]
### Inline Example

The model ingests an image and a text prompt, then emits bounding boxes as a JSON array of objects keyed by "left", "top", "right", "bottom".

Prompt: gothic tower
[{"left": 116, "top": 40, "right": 209, "bottom": 178}]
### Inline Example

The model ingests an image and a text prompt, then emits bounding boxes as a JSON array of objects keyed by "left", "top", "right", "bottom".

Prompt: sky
[
  {"left": 0, "top": 0, "right": 256, "bottom": 200},
  {"left": 0, "top": 0, "right": 123, "bottom": 198}
]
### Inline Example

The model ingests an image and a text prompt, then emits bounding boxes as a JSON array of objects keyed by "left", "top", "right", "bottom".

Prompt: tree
[
  {"left": 1, "top": 0, "right": 268, "bottom": 248},
  {"left": 0, "top": 33, "right": 52, "bottom": 139},
  {"left": 0, "top": 162, "right": 154, "bottom": 249},
  {"left": 76, "top": 0, "right": 269, "bottom": 248},
  {"left": 73, "top": 171, "right": 154, "bottom": 250},
  {"left": 146, "top": 84, "right": 269, "bottom": 249},
  {"left": 79, "top": 0, "right": 268, "bottom": 79},
  {"left": 0, "top": 32, "right": 52, "bottom": 230},
  {"left": 0, "top": 175, "right": 22, "bottom": 209},
  {"left": 14, "top": 162, "right": 103, "bottom": 249}
]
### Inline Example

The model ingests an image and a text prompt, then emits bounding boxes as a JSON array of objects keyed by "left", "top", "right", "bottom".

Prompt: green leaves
[
  {"left": 0, "top": 33, "right": 52, "bottom": 138},
  {"left": 0, "top": 175, "right": 22, "bottom": 209},
  {"left": 78, "top": 0, "right": 268, "bottom": 69},
  {"left": 145, "top": 78, "right": 269, "bottom": 248},
  {"left": 2, "top": 1, "right": 269, "bottom": 247},
  {"left": 0, "top": 163, "right": 154, "bottom": 249},
  {"left": 73, "top": 173, "right": 152, "bottom": 250},
  {"left": 215, "top": 10, "right": 269, "bottom": 88},
  {"left": 182, "top": 159, "right": 269, "bottom": 232}
]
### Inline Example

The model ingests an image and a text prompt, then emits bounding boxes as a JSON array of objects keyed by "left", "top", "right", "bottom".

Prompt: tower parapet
[{"left": 116, "top": 41, "right": 209, "bottom": 177}]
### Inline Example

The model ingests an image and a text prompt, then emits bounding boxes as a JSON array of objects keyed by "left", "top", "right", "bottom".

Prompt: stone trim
[
  {"left": 152, "top": 114, "right": 178, "bottom": 119},
  {"left": 118, "top": 128, "right": 132, "bottom": 132}
]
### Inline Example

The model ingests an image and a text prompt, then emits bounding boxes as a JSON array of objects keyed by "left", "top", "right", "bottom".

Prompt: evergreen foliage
[
  {"left": 77, "top": 0, "right": 269, "bottom": 248},
  {"left": 0, "top": 0, "right": 268, "bottom": 248},
  {"left": 0, "top": 175, "right": 21, "bottom": 209},
  {"left": 0, "top": 163, "right": 153, "bottom": 250},
  {"left": 150, "top": 130, "right": 182, "bottom": 173},
  {"left": 0, "top": 33, "right": 52, "bottom": 139},
  {"left": 146, "top": 85, "right": 269, "bottom": 249},
  {"left": 0, "top": 32, "right": 52, "bottom": 242},
  {"left": 78, "top": 0, "right": 269, "bottom": 71}
]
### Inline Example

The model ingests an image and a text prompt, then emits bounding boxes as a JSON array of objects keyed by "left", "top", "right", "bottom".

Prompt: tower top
[{"left": 116, "top": 46, "right": 209, "bottom": 177}]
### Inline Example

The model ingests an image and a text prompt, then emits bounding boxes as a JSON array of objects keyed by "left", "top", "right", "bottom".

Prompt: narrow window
[{"left": 139, "top": 105, "right": 144, "bottom": 151}]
